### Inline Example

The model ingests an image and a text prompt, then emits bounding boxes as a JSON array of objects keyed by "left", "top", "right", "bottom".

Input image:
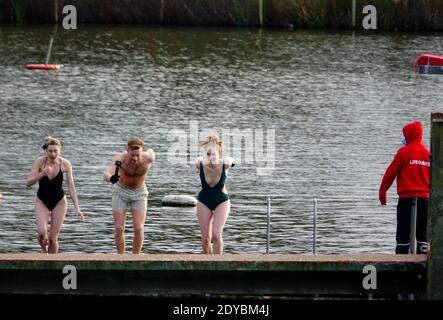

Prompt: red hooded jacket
[{"left": 379, "top": 121, "right": 430, "bottom": 204}]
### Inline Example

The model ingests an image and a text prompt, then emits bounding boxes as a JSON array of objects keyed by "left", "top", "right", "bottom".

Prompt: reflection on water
[{"left": 1, "top": 25, "right": 442, "bottom": 254}]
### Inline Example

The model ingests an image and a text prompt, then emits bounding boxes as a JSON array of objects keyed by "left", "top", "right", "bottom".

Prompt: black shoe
[{"left": 395, "top": 245, "right": 409, "bottom": 254}]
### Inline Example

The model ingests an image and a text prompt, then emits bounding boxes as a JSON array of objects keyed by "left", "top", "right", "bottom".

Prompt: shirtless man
[{"left": 103, "top": 137, "right": 155, "bottom": 254}]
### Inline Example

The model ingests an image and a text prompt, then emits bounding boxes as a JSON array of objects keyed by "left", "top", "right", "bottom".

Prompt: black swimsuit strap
[
  {"left": 200, "top": 162, "right": 207, "bottom": 187},
  {"left": 218, "top": 162, "right": 226, "bottom": 187}
]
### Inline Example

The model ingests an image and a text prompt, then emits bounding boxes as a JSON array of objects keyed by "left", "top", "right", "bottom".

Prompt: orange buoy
[{"left": 25, "top": 64, "right": 62, "bottom": 71}]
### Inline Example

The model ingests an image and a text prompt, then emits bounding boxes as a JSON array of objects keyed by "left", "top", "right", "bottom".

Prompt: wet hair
[
  {"left": 127, "top": 137, "right": 144, "bottom": 150},
  {"left": 42, "top": 135, "right": 62, "bottom": 151},
  {"left": 200, "top": 133, "right": 223, "bottom": 154}
]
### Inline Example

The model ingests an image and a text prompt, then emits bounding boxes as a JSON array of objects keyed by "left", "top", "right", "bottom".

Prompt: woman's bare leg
[
  {"left": 48, "top": 197, "right": 67, "bottom": 254},
  {"left": 212, "top": 200, "right": 230, "bottom": 254},
  {"left": 196, "top": 201, "right": 213, "bottom": 254},
  {"left": 35, "top": 198, "right": 50, "bottom": 254}
]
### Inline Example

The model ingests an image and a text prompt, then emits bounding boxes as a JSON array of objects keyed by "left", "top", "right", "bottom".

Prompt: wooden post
[
  {"left": 54, "top": 0, "right": 58, "bottom": 23},
  {"left": 160, "top": 0, "right": 164, "bottom": 24},
  {"left": 259, "top": 0, "right": 263, "bottom": 27},
  {"left": 352, "top": 0, "right": 356, "bottom": 28},
  {"left": 428, "top": 113, "right": 443, "bottom": 299},
  {"left": 12, "top": 0, "right": 22, "bottom": 22}
]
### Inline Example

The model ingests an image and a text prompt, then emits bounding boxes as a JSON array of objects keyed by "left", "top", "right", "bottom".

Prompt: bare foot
[{"left": 40, "top": 237, "right": 48, "bottom": 254}]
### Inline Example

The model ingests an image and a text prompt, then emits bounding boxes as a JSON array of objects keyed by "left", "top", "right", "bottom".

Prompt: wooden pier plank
[{"left": 0, "top": 253, "right": 427, "bottom": 297}]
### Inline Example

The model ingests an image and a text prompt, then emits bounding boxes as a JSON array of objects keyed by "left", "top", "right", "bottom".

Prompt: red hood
[{"left": 402, "top": 121, "right": 423, "bottom": 144}]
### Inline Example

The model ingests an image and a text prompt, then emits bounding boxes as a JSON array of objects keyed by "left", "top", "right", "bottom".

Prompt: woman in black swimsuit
[
  {"left": 195, "top": 134, "right": 235, "bottom": 254},
  {"left": 26, "top": 136, "right": 85, "bottom": 254}
]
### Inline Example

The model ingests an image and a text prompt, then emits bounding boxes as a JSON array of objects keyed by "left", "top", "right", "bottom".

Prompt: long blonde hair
[
  {"left": 42, "top": 135, "right": 62, "bottom": 150},
  {"left": 200, "top": 133, "right": 223, "bottom": 155}
]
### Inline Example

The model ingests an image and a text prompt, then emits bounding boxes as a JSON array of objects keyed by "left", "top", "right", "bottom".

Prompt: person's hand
[
  {"left": 110, "top": 175, "right": 119, "bottom": 184},
  {"left": 76, "top": 208, "right": 85, "bottom": 222},
  {"left": 195, "top": 157, "right": 203, "bottom": 167},
  {"left": 224, "top": 157, "right": 235, "bottom": 167},
  {"left": 43, "top": 166, "right": 53, "bottom": 177},
  {"left": 379, "top": 194, "right": 387, "bottom": 206}
]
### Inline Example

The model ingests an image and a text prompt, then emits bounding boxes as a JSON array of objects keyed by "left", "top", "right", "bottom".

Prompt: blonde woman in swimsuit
[
  {"left": 195, "top": 134, "right": 235, "bottom": 254},
  {"left": 26, "top": 135, "right": 85, "bottom": 254}
]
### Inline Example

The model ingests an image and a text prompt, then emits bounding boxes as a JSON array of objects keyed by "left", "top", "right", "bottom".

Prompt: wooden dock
[
  {"left": 0, "top": 253, "right": 427, "bottom": 298},
  {"left": 3, "top": 114, "right": 443, "bottom": 300}
]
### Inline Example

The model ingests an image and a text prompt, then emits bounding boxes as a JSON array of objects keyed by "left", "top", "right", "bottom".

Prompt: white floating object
[{"left": 162, "top": 195, "right": 197, "bottom": 207}]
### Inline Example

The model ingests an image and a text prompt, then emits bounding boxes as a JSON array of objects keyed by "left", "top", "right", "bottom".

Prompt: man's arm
[
  {"left": 104, "top": 154, "right": 123, "bottom": 183},
  {"left": 146, "top": 149, "right": 155, "bottom": 164}
]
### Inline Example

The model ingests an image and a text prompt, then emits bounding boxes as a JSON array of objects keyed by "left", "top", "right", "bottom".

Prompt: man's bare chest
[{"left": 122, "top": 163, "right": 148, "bottom": 177}]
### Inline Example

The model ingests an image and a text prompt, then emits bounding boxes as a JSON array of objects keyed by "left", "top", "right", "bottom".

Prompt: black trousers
[{"left": 396, "top": 197, "right": 428, "bottom": 254}]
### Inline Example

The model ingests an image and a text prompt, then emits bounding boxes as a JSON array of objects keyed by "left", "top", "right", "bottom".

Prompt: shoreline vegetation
[{"left": 0, "top": 0, "right": 443, "bottom": 31}]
